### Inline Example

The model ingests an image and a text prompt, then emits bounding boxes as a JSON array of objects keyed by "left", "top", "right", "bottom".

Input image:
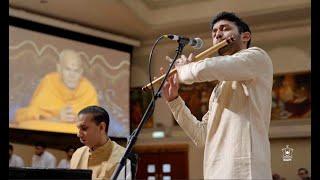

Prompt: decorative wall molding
[{"left": 9, "top": 7, "right": 141, "bottom": 47}]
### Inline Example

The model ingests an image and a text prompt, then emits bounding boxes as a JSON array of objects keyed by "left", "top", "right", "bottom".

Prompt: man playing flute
[{"left": 162, "top": 11, "right": 273, "bottom": 179}]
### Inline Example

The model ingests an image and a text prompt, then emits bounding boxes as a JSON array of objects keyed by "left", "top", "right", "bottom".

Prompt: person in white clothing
[
  {"left": 31, "top": 142, "right": 56, "bottom": 168},
  {"left": 57, "top": 145, "right": 75, "bottom": 168},
  {"left": 161, "top": 12, "right": 273, "bottom": 179},
  {"left": 9, "top": 144, "right": 24, "bottom": 167}
]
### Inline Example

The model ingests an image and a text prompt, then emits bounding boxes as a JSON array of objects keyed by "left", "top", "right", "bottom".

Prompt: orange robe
[{"left": 15, "top": 72, "right": 98, "bottom": 122}]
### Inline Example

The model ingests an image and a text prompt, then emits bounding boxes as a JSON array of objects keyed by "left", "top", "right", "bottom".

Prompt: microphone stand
[{"left": 111, "top": 40, "right": 187, "bottom": 180}]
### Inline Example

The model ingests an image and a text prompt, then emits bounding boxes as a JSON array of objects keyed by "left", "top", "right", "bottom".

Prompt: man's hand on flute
[
  {"left": 166, "top": 53, "right": 194, "bottom": 67},
  {"left": 160, "top": 67, "right": 180, "bottom": 102}
]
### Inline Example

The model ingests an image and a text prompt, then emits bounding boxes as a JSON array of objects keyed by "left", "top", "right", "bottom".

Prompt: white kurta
[
  {"left": 9, "top": 154, "right": 25, "bottom": 167},
  {"left": 167, "top": 47, "right": 273, "bottom": 179},
  {"left": 32, "top": 151, "right": 56, "bottom": 168},
  {"left": 57, "top": 159, "right": 70, "bottom": 168}
]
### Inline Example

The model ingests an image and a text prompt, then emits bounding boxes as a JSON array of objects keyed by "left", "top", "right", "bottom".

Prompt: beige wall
[{"left": 270, "top": 138, "right": 311, "bottom": 179}]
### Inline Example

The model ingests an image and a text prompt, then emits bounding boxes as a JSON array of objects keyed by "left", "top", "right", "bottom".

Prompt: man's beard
[
  {"left": 218, "top": 44, "right": 233, "bottom": 55},
  {"left": 217, "top": 35, "right": 241, "bottom": 55},
  {"left": 36, "top": 152, "right": 44, "bottom": 156}
]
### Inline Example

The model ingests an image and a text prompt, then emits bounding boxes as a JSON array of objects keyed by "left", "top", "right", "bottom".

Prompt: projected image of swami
[{"left": 9, "top": 26, "right": 130, "bottom": 137}]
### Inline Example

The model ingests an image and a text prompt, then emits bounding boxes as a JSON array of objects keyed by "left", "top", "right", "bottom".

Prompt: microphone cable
[{"left": 147, "top": 35, "right": 166, "bottom": 100}]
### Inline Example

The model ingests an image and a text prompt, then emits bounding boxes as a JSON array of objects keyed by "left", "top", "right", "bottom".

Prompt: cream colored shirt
[
  {"left": 57, "top": 159, "right": 70, "bottom": 169},
  {"left": 9, "top": 154, "right": 24, "bottom": 167},
  {"left": 70, "top": 139, "right": 131, "bottom": 180},
  {"left": 167, "top": 47, "right": 273, "bottom": 179},
  {"left": 31, "top": 151, "right": 56, "bottom": 169}
]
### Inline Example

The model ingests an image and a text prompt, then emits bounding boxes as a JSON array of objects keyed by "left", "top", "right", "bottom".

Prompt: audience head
[
  {"left": 65, "top": 145, "right": 76, "bottom": 160},
  {"left": 297, "top": 168, "right": 310, "bottom": 180},
  {"left": 34, "top": 142, "right": 47, "bottom": 156},
  {"left": 272, "top": 173, "right": 281, "bottom": 180}
]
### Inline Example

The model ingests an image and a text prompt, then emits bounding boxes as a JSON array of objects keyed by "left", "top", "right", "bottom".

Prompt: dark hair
[
  {"left": 34, "top": 142, "right": 47, "bottom": 148},
  {"left": 78, "top": 105, "right": 110, "bottom": 135},
  {"left": 9, "top": 144, "right": 13, "bottom": 151},
  {"left": 272, "top": 173, "right": 281, "bottom": 180},
  {"left": 210, "top": 11, "right": 251, "bottom": 48},
  {"left": 298, "top": 168, "right": 308, "bottom": 174},
  {"left": 64, "top": 145, "right": 75, "bottom": 152}
]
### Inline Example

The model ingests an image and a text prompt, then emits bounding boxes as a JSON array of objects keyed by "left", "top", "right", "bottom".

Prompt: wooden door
[{"left": 133, "top": 144, "right": 188, "bottom": 180}]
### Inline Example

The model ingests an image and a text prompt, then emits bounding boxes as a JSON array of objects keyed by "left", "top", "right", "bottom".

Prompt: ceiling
[{"left": 9, "top": 0, "right": 310, "bottom": 43}]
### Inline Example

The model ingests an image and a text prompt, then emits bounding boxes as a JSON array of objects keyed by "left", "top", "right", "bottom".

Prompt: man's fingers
[
  {"left": 166, "top": 56, "right": 173, "bottom": 63},
  {"left": 160, "top": 67, "right": 165, "bottom": 75},
  {"left": 173, "top": 74, "right": 179, "bottom": 87},
  {"left": 181, "top": 55, "right": 187, "bottom": 61},
  {"left": 188, "top": 53, "right": 193, "bottom": 62},
  {"left": 163, "top": 80, "right": 169, "bottom": 89},
  {"left": 163, "top": 81, "right": 170, "bottom": 95},
  {"left": 169, "top": 74, "right": 175, "bottom": 85},
  {"left": 173, "top": 74, "right": 177, "bottom": 84}
]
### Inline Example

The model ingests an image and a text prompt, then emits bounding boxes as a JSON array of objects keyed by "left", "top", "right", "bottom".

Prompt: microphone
[{"left": 164, "top": 34, "right": 203, "bottom": 49}]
